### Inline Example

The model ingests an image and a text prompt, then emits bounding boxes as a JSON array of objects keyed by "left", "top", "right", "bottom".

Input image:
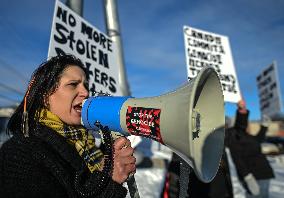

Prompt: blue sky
[{"left": 0, "top": 0, "right": 283, "bottom": 120}]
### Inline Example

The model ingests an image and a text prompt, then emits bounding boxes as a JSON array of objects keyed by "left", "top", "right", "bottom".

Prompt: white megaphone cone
[{"left": 81, "top": 66, "right": 225, "bottom": 182}]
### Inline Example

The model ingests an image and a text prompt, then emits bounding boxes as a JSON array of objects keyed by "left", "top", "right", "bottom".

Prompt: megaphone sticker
[{"left": 126, "top": 106, "right": 164, "bottom": 144}]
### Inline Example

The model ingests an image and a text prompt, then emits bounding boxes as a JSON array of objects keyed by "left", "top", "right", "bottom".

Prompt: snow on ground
[
  {"left": 125, "top": 166, "right": 167, "bottom": 198},
  {"left": 227, "top": 148, "right": 284, "bottom": 198},
  {"left": 127, "top": 141, "right": 284, "bottom": 198},
  {"left": 125, "top": 141, "right": 171, "bottom": 198},
  {"left": 263, "top": 156, "right": 284, "bottom": 197}
]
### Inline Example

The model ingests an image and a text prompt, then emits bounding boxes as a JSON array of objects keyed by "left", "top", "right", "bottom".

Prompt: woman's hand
[
  {"left": 112, "top": 137, "right": 136, "bottom": 184},
  {"left": 237, "top": 99, "right": 247, "bottom": 113}
]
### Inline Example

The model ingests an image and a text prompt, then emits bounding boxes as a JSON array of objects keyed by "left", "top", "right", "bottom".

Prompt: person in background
[
  {"left": 227, "top": 99, "right": 274, "bottom": 198},
  {"left": 0, "top": 54, "right": 136, "bottom": 197},
  {"left": 161, "top": 152, "right": 211, "bottom": 198},
  {"left": 161, "top": 116, "right": 233, "bottom": 198}
]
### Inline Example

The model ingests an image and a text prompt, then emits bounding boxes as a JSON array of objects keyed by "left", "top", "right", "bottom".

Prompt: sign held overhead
[
  {"left": 256, "top": 61, "right": 283, "bottom": 117},
  {"left": 183, "top": 25, "right": 241, "bottom": 103},
  {"left": 48, "top": 0, "right": 122, "bottom": 96}
]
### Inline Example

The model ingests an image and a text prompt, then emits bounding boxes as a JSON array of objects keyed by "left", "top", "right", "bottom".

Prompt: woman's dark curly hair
[{"left": 7, "top": 54, "right": 87, "bottom": 136}]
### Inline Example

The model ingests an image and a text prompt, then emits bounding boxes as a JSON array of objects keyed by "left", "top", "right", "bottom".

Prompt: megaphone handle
[
  {"left": 179, "top": 159, "right": 191, "bottom": 198},
  {"left": 127, "top": 175, "right": 140, "bottom": 198},
  {"left": 96, "top": 122, "right": 140, "bottom": 198}
]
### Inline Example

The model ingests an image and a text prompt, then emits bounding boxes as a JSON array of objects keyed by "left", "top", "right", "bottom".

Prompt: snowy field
[{"left": 126, "top": 141, "right": 284, "bottom": 198}]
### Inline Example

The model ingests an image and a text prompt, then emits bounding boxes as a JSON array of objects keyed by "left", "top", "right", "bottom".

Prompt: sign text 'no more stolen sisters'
[{"left": 48, "top": 0, "right": 122, "bottom": 96}]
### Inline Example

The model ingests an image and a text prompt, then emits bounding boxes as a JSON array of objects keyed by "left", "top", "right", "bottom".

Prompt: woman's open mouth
[{"left": 73, "top": 103, "right": 82, "bottom": 113}]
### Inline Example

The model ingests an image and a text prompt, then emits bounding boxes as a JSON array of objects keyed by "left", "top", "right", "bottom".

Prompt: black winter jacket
[
  {"left": 0, "top": 124, "right": 127, "bottom": 198},
  {"left": 226, "top": 110, "right": 274, "bottom": 181}
]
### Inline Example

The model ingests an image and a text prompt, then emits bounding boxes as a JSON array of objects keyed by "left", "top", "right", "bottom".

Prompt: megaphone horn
[{"left": 81, "top": 66, "right": 225, "bottom": 182}]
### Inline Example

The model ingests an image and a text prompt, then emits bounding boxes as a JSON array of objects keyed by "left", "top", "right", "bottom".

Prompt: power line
[
  {"left": 0, "top": 82, "right": 24, "bottom": 95},
  {"left": 0, "top": 94, "right": 19, "bottom": 103},
  {"left": 0, "top": 58, "right": 29, "bottom": 83},
  {"left": 0, "top": 16, "right": 38, "bottom": 58}
]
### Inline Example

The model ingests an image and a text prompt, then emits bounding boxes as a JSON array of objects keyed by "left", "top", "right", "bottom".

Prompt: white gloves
[
  {"left": 261, "top": 114, "right": 271, "bottom": 127},
  {"left": 244, "top": 173, "right": 260, "bottom": 196}
]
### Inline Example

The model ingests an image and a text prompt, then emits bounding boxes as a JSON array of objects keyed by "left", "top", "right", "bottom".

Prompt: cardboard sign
[
  {"left": 183, "top": 25, "right": 241, "bottom": 103},
  {"left": 48, "top": 0, "right": 122, "bottom": 96},
  {"left": 256, "top": 62, "right": 283, "bottom": 117}
]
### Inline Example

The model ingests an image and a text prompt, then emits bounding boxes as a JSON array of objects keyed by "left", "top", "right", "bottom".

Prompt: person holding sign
[
  {"left": 227, "top": 99, "right": 274, "bottom": 198},
  {"left": 0, "top": 54, "right": 135, "bottom": 197}
]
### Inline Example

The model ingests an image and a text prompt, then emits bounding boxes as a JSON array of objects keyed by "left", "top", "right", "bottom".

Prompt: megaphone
[{"left": 81, "top": 66, "right": 225, "bottom": 182}]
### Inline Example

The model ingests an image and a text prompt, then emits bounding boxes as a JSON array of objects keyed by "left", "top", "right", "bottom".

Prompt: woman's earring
[
  {"left": 22, "top": 78, "right": 35, "bottom": 137},
  {"left": 43, "top": 94, "right": 50, "bottom": 109}
]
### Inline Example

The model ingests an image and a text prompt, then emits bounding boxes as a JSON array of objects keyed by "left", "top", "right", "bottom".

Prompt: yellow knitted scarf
[{"left": 38, "top": 109, "right": 103, "bottom": 173}]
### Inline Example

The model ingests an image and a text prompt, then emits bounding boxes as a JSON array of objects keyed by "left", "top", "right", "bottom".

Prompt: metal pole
[
  {"left": 103, "top": 4, "right": 137, "bottom": 196},
  {"left": 103, "top": 0, "right": 131, "bottom": 96},
  {"left": 66, "top": 0, "right": 83, "bottom": 15}
]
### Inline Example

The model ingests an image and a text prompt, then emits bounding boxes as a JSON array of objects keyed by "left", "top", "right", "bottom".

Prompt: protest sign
[
  {"left": 184, "top": 25, "right": 241, "bottom": 103},
  {"left": 256, "top": 62, "right": 283, "bottom": 117},
  {"left": 48, "top": 0, "right": 122, "bottom": 96}
]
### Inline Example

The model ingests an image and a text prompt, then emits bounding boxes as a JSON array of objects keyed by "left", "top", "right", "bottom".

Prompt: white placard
[
  {"left": 256, "top": 62, "right": 283, "bottom": 117},
  {"left": 183, "top": 25, "right": 241, "bottom": 103},
  {"left": 48, "top": 0, "right": 122, "bottom": 96},
  {"left": 48, "top": 1, "right": 142, "bottom": 146}
]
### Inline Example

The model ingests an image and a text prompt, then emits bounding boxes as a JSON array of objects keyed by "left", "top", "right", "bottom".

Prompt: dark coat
[
  {"left": 208, "top": 152, "right": 233, "bottom": 198},
  {"left": 0, "top": 124, "right": 127, "bottom": 198},
  {"left": 161, "top": 152, "right": 233, "bottom": 198},
  {"left": 227, "top": 110, "right": 274, "bottom": 181}
]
